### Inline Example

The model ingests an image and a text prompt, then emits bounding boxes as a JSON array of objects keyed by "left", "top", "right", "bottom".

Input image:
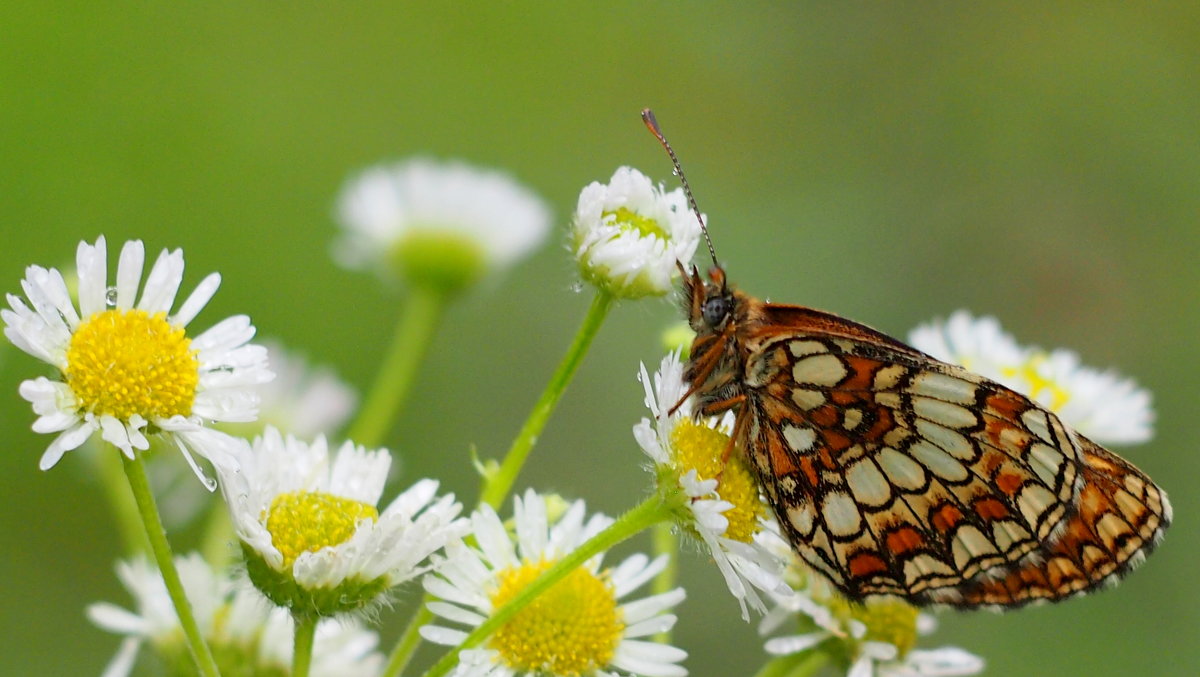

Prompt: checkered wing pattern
[
  {"left": 958, "top": 439, "right": 1170, "bottom": 608},
  {"left": 681, "top": 266, "right": 1170, "bottom": 608},
  {"left": 743, "top": 323, "right": 1091, "bottom": 605}
]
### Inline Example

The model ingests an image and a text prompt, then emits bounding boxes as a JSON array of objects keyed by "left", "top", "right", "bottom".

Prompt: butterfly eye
[{"left": 702, "top": 295, "right": 731, "bottom": 327}]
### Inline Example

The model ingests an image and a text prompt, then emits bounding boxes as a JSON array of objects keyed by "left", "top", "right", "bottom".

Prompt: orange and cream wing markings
[
  {"left": 644, "top": 108, "right": 1168, "bottom": 609},
  {"left": 958, "top": 439, "right": 1171, "bottom": 608},
  {"left": 740, "top": 327, "right": 1083, "bottom": 603}
]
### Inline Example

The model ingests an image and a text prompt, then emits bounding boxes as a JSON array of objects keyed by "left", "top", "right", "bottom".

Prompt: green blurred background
[{"left": 2, "top": 3, "right": 1197, "bottom": 675}]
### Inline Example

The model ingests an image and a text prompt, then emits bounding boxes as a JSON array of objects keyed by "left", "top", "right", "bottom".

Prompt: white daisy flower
[
  {"left": 909, "top": 310, "right": 1153, "bottom": 444},
  {"left": 219, "top": 426, "right": 466, "bottom": 617},
  {"left": 634, "top": 352, "right": 792, "bottom": 621},
  {"left": 760, "top": 558, "right": 983, "bottom": 677},
  {"left": 334, "top": 158, "right": 551, "bottom": 291},
  {"left": 572, "top": 167, "right": 702, "bottom": 298},
  {"left": 244, "top": 339, "right": 358, "bottom": 439},
  {"left": 2, "top": 236, "right": 272, "bottom": 486},
  {"left": 87, "top": 553, "right": 384, "bottom": 677},
  {"left": 420, "top": 489, "right": 688, "bottom": 677}
]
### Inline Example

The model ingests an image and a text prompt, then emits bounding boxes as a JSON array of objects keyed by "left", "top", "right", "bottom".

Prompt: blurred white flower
[
  {"left": 88, "top": 553, "right": 384, "bottom": 677},
  {"left": 335, "top": 158, "right": 551, "bottom": 291},
  {"left": 251, "top": 339, "right": 358, "bottom": 438},
  {"left": 759, "top": 552, "right": 983, "bottom": 677},
  {"left": 909, "top": 310, "right": 1153, "bottom": 444}
]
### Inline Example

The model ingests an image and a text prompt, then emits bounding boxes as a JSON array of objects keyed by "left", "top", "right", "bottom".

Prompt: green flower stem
[
  {"left": 422, "top": 491, "right": 676, "bottom": 677},
  {"left": 347, "top": 284, "right": 448, "bottom": 448},
  {"left": 199, "top": 501, "right": 235, "bottom": 569},
  {"left": 121, "top": 451, "right": 220, "bottom": 677},
  {"left": 478, "top": 290, "right": 614, "bottom": 509},
  {"left": 751, "top": 650, "right": 830, "bottom": 677},
  {"left": 383, "top": 291, "right": 614, "bottom": 676},
  {"left": 292, "top": 613, "right": 318, "bottom": 677},
  {"left": 650, "top": 521, "right": 679, "bottom": 643},
  {"left": 380, "top": 602, "right": 435, "bottom": 677},
  {"left": 97, "top": 440, "right": 149, "bottom": 557}
]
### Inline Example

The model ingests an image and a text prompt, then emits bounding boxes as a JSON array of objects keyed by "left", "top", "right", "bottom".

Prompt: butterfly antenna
[{"left": 642, "top": 108, "right": 719, "bottom": 268}]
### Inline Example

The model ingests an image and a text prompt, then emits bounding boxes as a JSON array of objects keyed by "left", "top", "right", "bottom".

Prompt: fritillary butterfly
[{"left": 643, "top": 109, "right": 1171, "bottom": 608}]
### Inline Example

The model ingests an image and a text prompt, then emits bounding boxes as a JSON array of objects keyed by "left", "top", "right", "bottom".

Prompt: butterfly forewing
[{"left": 682, "top": 267, "right": 1169, "bottom": 608}]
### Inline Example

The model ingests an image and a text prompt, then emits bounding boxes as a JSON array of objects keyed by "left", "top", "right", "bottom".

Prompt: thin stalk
[
  {"left": 348, "top": 284, "right": 448, "bottom": 448},
  {"left": 97, "top": 440, "right": 149, "bottom": 556},
  {"left": 380, "top": 603, "right": 434, "bottom": 677},
  {"left": 122, "top": 451, "right": 220, "bottom": 677},
  {"left": 650, "top": 521, "right": 679, "bottom": 643},
  {"left": 478, "top": 290, "right": 613, "bottom": 509},
  {"left": 292, "top": 613, "right": 318, "bottom": 677},
  {"left": 751, "top": 650, "right": 830, "bottom": 677},
  {"left": 421, "top": 492, "right": 673, "bottom": 677}
]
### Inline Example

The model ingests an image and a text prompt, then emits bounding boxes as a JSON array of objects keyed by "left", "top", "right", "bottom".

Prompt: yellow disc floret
[
  {"left": 602, "top": 207, "right": 668, "bottom": 240},
  {"left": 489, "top": 559, "right": 624, "bottom": 676},
  {"left": 265, "top": 491, "right": 379, "bottom": 570},
  {"left": 671, "top": 418, "right": 766, "bottom": 543},
  {"left": 65, "top": 309, "right": 200, "bottom": 420},
  {"left": 853, "top": 598, "right": 920, "bottom": 658},
  {"left": 1002, "top": 352, "right": 1071, "bottom": 411}
]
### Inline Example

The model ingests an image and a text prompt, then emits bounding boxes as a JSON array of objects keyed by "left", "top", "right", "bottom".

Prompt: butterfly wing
[
  {"left": 739, "top": 306, "right": 1092, "bottom": 605},
  {"left": 956, "top": 437, "right": 1170, "bottom": 608}
]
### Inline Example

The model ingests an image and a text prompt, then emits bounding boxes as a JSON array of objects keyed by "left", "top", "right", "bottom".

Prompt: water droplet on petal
[
  {"left": 569, "top": 282, "right": 584, "bottom": 294},
  {"left": 105, "top": 286, "right": 119, "bottom": 307}
]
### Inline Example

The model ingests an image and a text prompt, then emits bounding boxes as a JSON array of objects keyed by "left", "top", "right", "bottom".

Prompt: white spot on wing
[
  {"left": 877, "top": 447, "right": 927, "bottom": 491},
  {"left": 783, "top": 424, "right": 817, "bottom": 453},
  {"left": 951, "top": 525, "right": 999, "bottom": 570},
  {"left": 909, "top": 372, "right": 978, "bottom": 404},
  {"left": 1028, "top": 443, "right": 1065, "bottom": 487},
  {"left": 846, "top": 459, "right": 892, "bottom": 507},
  {"left": 788, "top": 340, "right": 827, "bottom": 357},
  {"left": 787, "top": 501, "right": 817, "bottom": 537},
  {"left": 1017, "top": 484, "right": 1057, "bottom": 528},
  {"left": 1021, "top": 409, "right": 1053, "bottom": 443},
  {"left": 913, "top": 396, "right": 978, "bottom": 429},
  {"left": 822, "top": 491, "right": 863, "bottom": 537},
  {"left": 909, "top": 439, "right": 969, "bottom": 482},
  {"left": 791, "top": 388, "right": 826, "bottom": 410},
  {"left": 792, "top": 353, "right": 848, "bottom": 387},
  {"left": 915, "top": 419, "right": 975, "bottom": 461}
]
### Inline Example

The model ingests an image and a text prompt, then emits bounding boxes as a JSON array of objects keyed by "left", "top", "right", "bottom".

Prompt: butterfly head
[{"left": 681, "top": 263, "right": 737, "bottom": 333}]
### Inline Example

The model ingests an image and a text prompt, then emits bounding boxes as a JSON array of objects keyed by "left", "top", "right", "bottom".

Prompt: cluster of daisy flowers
[{"left": 1, "top": 147, "right": 1158, "bottom": 677}]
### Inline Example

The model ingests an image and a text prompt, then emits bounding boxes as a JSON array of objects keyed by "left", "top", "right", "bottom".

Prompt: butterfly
[{"left": 642, "top": 109, "right": 1171, "bottom": 609}]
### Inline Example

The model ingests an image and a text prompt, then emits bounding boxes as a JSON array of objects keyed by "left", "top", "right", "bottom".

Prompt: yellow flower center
[
  {"left": 65, "top": 309, "right": 199, "bottom": 420},
  {"left": 264, "top": 491, "right": 379, "bottom": 570},
  {"left": 602, "top": 207, "right": 668, "bottom": 240},
  {"left": 852, "top": 598, "right": 920, "bottom": 658},
  {"left": 670, "top": 418, "right": 765, "bottom": 543},
  {"left": 821, "top": 593, "right": 920, "bottom": 659},
  {"left": 488, "top": 559, "right": 624, "bottom": 676},
  {"left": 1002, "top": 352, "right": 1071, "bottom": 411}
]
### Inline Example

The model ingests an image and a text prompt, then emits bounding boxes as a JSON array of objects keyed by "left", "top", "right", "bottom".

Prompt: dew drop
[
  {"left": 569, "top": 282, "right": 584, "bottom": 294},
  {"left": 105, "top": 286, "right": 119, "bottom": 307}
]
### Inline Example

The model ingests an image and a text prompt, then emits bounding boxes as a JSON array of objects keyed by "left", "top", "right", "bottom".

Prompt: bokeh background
[{"left": 2, "top": 3, "right": 1197, "bottom": 676}]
